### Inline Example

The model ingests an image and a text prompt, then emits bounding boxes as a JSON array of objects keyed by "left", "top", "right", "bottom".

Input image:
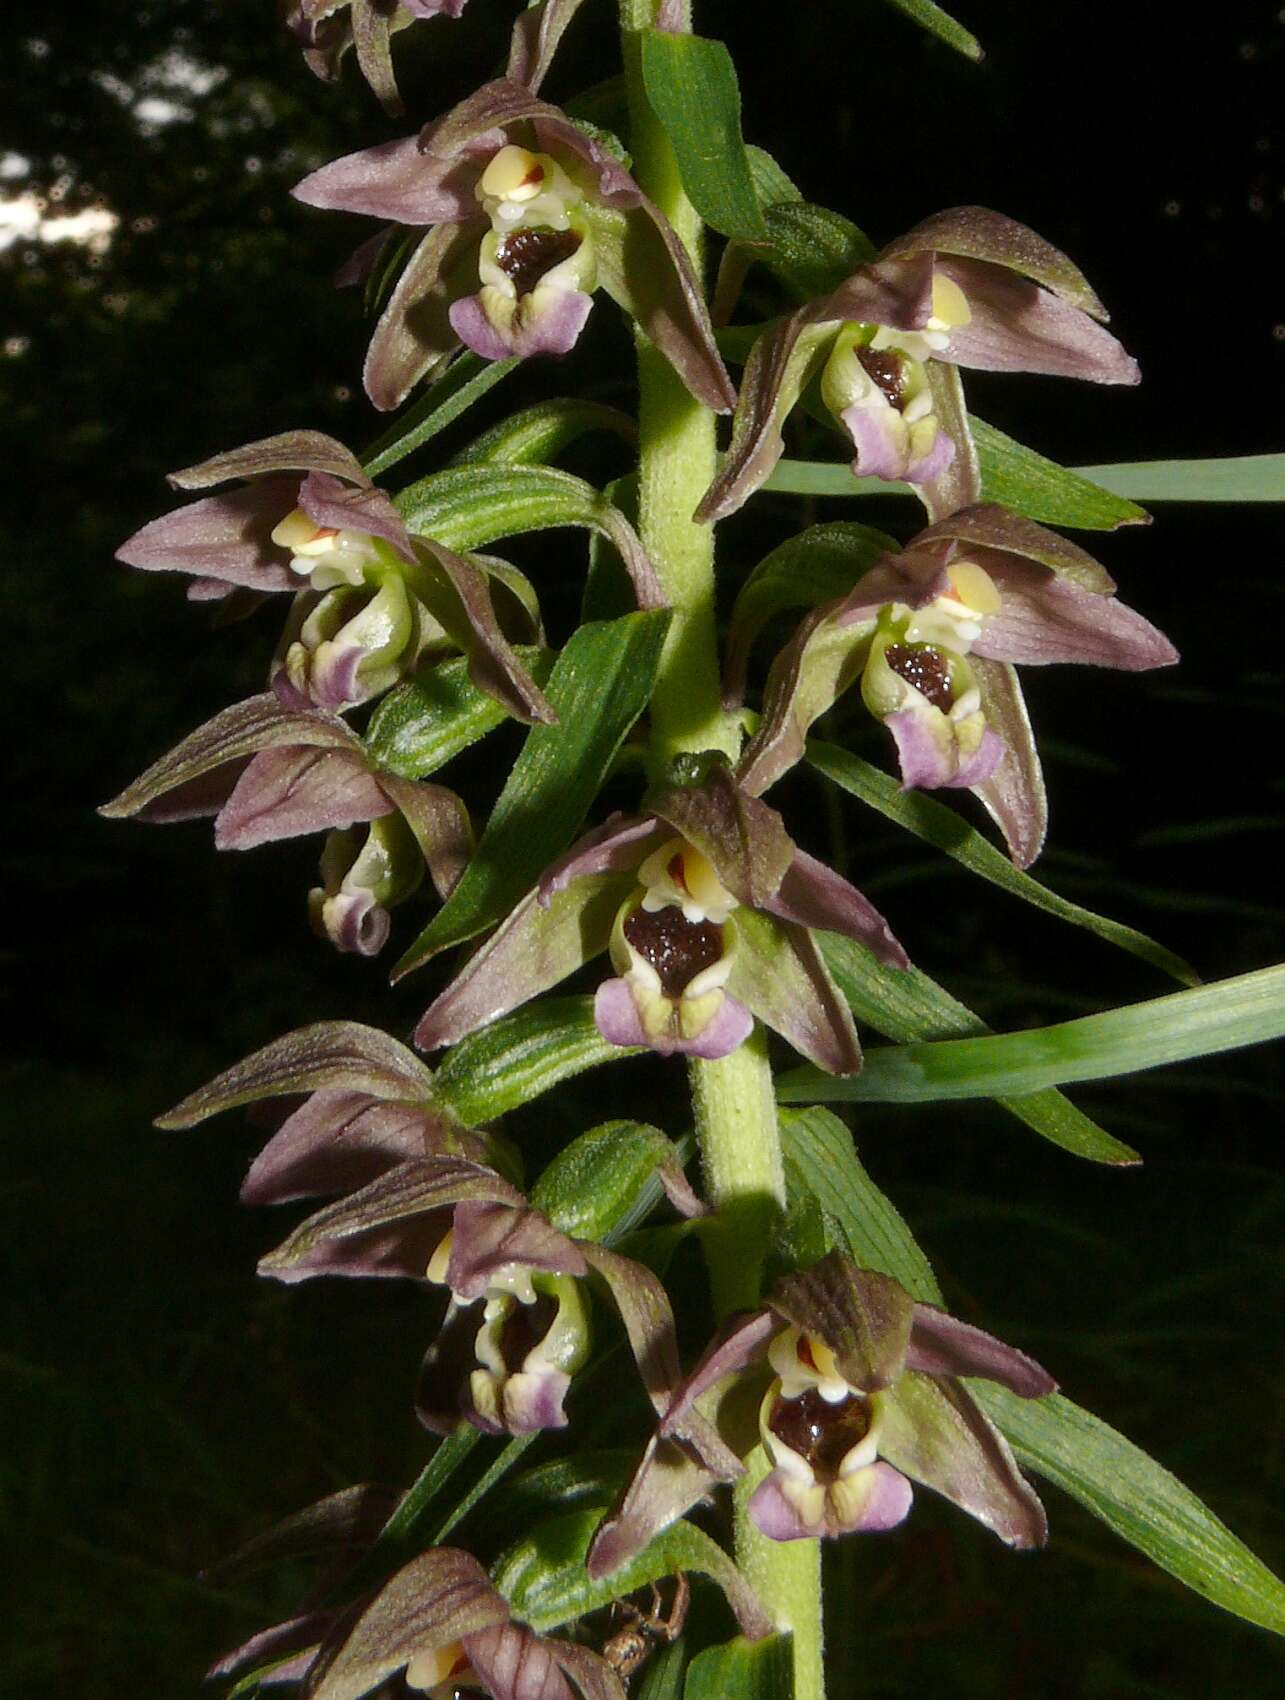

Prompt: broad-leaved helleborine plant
[{"left": 105, "top": 0, "right": 1285, "bottom": 1695}]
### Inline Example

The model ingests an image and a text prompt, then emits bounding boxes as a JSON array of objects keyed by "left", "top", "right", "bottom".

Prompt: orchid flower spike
[
  {"left": 292, "top": 78, "right": 734, "bottom": 411},
  {"left": 414, "top": 760, "right": 909, "bottom": 1076},
  {"left": 589, "top": 1251, "right": 1055, "bottom": 1577},
  {"left": 698, "top": 207, "right": 1141, "bottom": 526},
  {"left": 736, "top": 506, "right": 1178, "bottom": 867}
]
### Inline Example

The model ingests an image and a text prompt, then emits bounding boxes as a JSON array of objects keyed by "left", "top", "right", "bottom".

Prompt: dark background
[{"left": 3, "top": 1, "right": 1283, "bottom": 1694}]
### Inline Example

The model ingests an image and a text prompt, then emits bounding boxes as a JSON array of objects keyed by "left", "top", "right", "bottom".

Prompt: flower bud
[
  {"left": 276, "top": 574, "right": 442, "bottom": 711},
  {"left": 308, "top": 812, "right": 424, "bottom": 956}
]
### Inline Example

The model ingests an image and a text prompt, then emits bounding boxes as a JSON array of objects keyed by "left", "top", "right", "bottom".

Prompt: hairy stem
[
  {"left": 621, "top": 0, "right": 736, "bottom": 772},
  {"left": 620, "top": 5, "right": 825, "bottom": 1694}
]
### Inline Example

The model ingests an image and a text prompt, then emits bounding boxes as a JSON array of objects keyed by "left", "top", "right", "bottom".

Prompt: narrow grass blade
[{"left": 780, "top": 961, "right": 1285, "bottom": 1104}]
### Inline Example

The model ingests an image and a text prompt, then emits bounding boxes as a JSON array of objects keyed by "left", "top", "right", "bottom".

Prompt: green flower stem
[
  {"left": 689, "top": 1027, "right": 784, "bottom": 1316},
  {"left": 621, "top": 0, "right": 736, "bottom": 772},
  {"left": 737, "top": 1449, "right": 825, "bottom": 1699},
  {"left": 620, "top": 5, "right": 825, "bottom": 1694}
]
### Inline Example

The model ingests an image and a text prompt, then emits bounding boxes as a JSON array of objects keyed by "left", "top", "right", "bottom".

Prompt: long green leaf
[
  {"left": 815, "top": 934, "right": 1139, "bottom": 1162},
  {"left": 779, "top": 1106, "right": 943, "bottom": 1303},
  {"left": 762, "top": 453, "right": 1285, "bottom": 505},
  {"left": 430, "top": 996, "right": 633, "bottom": 1125},
  {"left": 971, "top": 417, "right": 1148, "bottom": 530},
  {"left": 684, "top": 1635, "right": 794, "bottom": 1700},
  {"left": 394, "top": 611, "right": 670, "bottom": 976},
  {"left": 762, "top": 459, "right": 903, "bottom": 499},
  {"left": 337, "top": 1428, "right": 480, "bottom": 1602},
  {"left": 780, "top": 960, "right": 1285, "bottom": 1104},
  {"left": 431, "top": 1433, "right": 540, "bottom": 1544},
  {"left": 639, "top": 31, "right": 766, "bottom": 240},
  {"left": 364, "top": 649, "right": 553, "bottom": 781},
  {"left": 883, "top": 0, "right": 983, "bottom": 60},
  {"left": 362, "top": 355, "right": 517, "bottom": 478},
  {"left": 1075, "top": 453, "right": 1285, "bottom": 503},
  {"left": 807, "top": 737, "right": 1197, "bottom": 986},
  {"left": 977, "top": 1386, "right": 1285, "bottom": 1634}
]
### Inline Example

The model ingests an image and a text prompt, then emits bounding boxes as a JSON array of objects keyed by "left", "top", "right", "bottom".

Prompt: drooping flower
[
  {"left": 214, "top": 1543, "right": 630, "bottom": 1699},
  {"left": 413, "top": 760, "right": 909, "bottom": 1074},
  {"left": 115, "top": 429, "right": 556, "bottom": 723},
  {"left": 698, "top": 207, "right": 1140, "bottom": 525},
  {"left": 733, "top": 506, "right": 1178, "bottom": 867},
  {"left": 589, "top": 1251, "right": 1054, "bottom": 1577},
  {"left": 292, "top": 78, "right": 735, "bottom": 411},
  {"left": 285, "top": 0, "right": 469, "bottom": 116},
  {"left": 162, "top": 1016, "right": 697, "bottom": 1439},
  {"left": 100, "top": 694, "right": 473, "bottom": 953},
  {"left": 258, "top": 1145, "right": 707, "bottom": 1441}
]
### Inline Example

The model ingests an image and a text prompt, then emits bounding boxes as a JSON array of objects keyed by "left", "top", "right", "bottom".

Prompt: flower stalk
[{"left": 621, "top": 1, "right": 825, "bottom": 1691}]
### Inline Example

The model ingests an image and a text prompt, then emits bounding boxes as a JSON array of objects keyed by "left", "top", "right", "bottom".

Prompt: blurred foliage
[{"left": 3, "top": 0, "right": 1283, "bottom": 1697}]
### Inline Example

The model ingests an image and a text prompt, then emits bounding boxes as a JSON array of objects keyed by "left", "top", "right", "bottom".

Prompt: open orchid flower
[
  {"left": 292, "top": 78, "right": 735, "bottom": 412},
  {"left": 259, "top": 1151, "right": 701, "bottom": 1441},
  {"left": 414, "top": 761, "right": 909, "bottom": 1074},
  {"left": 116, "top": 429, "right": 416, "bottom": 603},
  {"left": 734, "top": 506, "right": 1178, "bottom": 867},
  {"left": 215, "top": 1544, "right": 627, "bottom": 1700},
  {"left": 100, "top": 694, "right": 473, "bottom": 952},
  {"left": 589, "top": 1251, "right": 1054, "bottom": 1577},
  {"left": 698, "top": 207, "right": 1140, "bottom": 526},
  {"left": 285, "top": 1, "right": 469, "bottom": 115},
  {"left": 115, "top": 428, "right": 556, "bottom": 723}
]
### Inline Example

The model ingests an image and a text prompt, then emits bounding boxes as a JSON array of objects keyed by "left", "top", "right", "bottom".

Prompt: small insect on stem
[{"left": 602, "top": 1572, "right": 690, "bottom": 1684}]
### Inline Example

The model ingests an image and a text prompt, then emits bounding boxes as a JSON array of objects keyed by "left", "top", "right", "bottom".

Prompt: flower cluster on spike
[{"left": 102, "top": 0, "right": 1188, "bottom": 1691}]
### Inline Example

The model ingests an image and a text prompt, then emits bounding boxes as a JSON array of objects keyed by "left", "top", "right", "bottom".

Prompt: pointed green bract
[
  {"left": 395, "top": 463, "right": 659, "bottom": 601},
  {"left": 492, "top": 1507, "right": 771, "bottom": 1638},
  {"left": 394, "top": 610, "right": 671, "bottom": 976},
  {"left": 452, "top": 398, "right": 637, "bottom": 468},
  {"left": 883, "top": 0, "right": 983, "bottom": 60},
  {"left": 431, "top": 996, "right": 634, "bottom": 1125},
  {"left": 365, "top": 649, "right": 554, "bottom": 780},
  {"left": 806, "top": 737, "right": 1197, "bottom": 986},
  {"left": 781, "top": 960, "right": 1285, "bottom": 1105},
  {"left": 972, "top": 417, "right": 1149, "bottom": 529},
  {"left": 761, "top": 203, "right": 878, "bottom": 300},
  {"left": 778, "top": 1106, "right": 943, "bottom": 1304},
  {"left": 362, "top": 355, "right": 519, "bottom": 478},
  {"left": 684, "top": 1635, "right": 794, "bottom": 1700},
  {"left": 977, "top": 1387, "right": 1285, "bottom": 1634},
  {"left": 724, "top": 524, "right": 895, "bottom": 703},
  {"left": 531, "top": 1120, "right": 687, "bottom": 1244},
  {"left": 639, "top": 31, "right": 766, "bottom": 241}
]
